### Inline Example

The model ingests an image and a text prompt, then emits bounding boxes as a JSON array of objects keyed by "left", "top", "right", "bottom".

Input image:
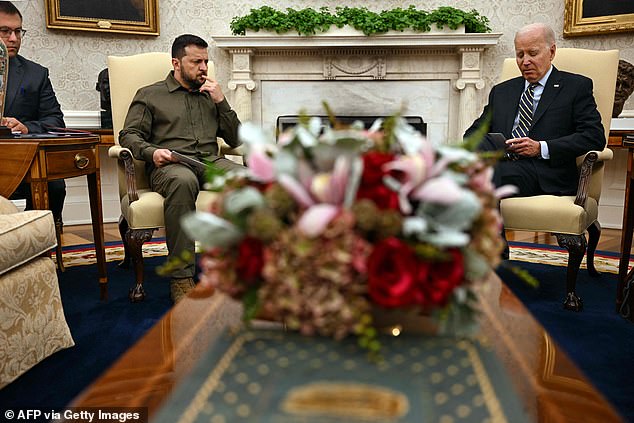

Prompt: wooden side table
[
  {"left": 0, "top": 135, "right": 108, "bottom": 299},
  {"left": 615, "top": 131, "right": 634, "bottom": 322},
  {"left": 90, "top": 128, "right": 114, "bottom": 146}
]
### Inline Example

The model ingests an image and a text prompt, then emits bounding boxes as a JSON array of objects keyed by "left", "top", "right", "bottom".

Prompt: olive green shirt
[{"left": 119, "top": 71, "right": 241, "bottom": 164}]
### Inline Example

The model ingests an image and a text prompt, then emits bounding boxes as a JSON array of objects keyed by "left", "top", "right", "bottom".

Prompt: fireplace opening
[{"left": 276, "top": 115, "right": 426, "bottom": 138}]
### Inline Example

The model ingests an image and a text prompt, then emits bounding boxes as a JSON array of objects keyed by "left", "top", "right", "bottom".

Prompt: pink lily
[
  {"left": 297, "top": 204, "right": 340, "bottom": 237},
  {"left": 278, "top": 174, "right": 314, "bottom": 208},
  {"left": 383, "top": 147, "right": 436, "bottom": 214},
  {"left": 412, "top": 176, "right": 464, "bottom": 205},
  {"left": 246, "top": 149, "right": 275, "bottom": 182}
]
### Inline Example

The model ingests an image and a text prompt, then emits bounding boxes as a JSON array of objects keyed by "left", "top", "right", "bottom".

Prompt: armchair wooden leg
[
  {"left": 125, "top": 228, "right": 154, "bottom": 303},
  {"left": 586, "top": 221, "right": 601, "bottom": 277},
  {"left": 54, "top": 219, "right": 65, "bottom": 272},
  {"left": 556, "top": 233, "right": 586, "bottom": 312},
  {"left": 118, "top": 216, "right": 131, "bottom": 269}
]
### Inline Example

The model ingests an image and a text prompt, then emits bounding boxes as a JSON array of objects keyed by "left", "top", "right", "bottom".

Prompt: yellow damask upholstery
[
  {"left": 0, "top": 195, "right": 74, "bottom": 387},
  {"left": 107, "top": 52, "right": 242, "bottom": 301},
  {"left": 498, "top": 48, "right": 619, "bottom": 311}
]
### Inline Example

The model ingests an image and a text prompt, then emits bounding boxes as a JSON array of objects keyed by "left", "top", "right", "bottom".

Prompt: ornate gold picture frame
[
  {"left": 564, "top": 0, "right": 634, "bottom": 37},
  {"left": 45, "top": 0, "right": 159, "bottom": 36}
]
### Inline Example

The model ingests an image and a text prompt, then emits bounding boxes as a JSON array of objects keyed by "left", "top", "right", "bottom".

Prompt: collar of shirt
[{"left": 166, "top": 71, "right": 195, "bottom": 93}]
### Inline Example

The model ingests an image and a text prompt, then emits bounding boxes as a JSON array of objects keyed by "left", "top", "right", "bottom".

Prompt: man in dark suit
[
  {"left": 465, "top": 23, "right": 605, "bottom": 258},
  {"left": 0, "top": 2, "right": 66, "bottom": 224},
  {"left": 465, "top": 22, "right": 605, "bottom": 198}
]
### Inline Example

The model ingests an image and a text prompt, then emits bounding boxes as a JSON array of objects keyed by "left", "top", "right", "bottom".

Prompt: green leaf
[
  {"left": 242, "top": 287, "right": 261, "bottom": 322},
  {"left": 180, "top": 211, "right": 243, "bottom": 249},
  {"left": 230, "top": 6, "right": 491, "bottom": 36}
]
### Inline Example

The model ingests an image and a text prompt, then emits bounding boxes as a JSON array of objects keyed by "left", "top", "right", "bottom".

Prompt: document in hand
[{"left": 170, "top": 151, "right": 209, "bottom": 172}]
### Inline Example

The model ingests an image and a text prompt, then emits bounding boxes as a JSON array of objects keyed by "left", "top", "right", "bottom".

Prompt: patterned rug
[
  {"left": 507, "top": 241, "right": 625, "bottom": 274},
  {"left": 54, "top": 239, "right": 627, "bottom": 273},
  {"left": 54, "top": 239, "right": 168, "bottom": 268}
]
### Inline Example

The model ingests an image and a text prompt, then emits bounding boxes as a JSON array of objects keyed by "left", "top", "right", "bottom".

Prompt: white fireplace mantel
[{"left": 212, "top": 32, "right": 502, "bottom": 142}]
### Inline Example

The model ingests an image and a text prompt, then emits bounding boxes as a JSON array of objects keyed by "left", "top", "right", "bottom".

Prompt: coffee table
[{"left": 68, "top": 273, "right": 623, "bottom": 422}]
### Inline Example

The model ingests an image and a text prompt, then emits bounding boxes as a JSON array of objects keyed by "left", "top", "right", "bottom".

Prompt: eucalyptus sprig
[{"left": 230, "top": 5, "right": 491, "bottom": 36}]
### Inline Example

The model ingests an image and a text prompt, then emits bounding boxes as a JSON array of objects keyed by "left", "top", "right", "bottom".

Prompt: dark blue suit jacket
[
  {"left": 6, "top": 55, "right": 65, "bottom": 133},
  {"left": 465, "top": 66, "right": 605, "bottom": 194}
]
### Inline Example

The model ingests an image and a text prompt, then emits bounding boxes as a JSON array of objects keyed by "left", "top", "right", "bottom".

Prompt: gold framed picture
[
  {"left": 564, "top": 0, "right": 634, "bottom": 37},
  {"left": 45, "top": 0, "right": 159, "bottom": 36}
]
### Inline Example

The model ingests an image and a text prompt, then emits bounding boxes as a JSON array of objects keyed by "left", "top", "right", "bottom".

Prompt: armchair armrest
[
  {"left": 0, "top": 195, "right": 19, "bottom": 214},
  {"left": 574, "top": 148, "right": 613, "bottom": 207},
  {"left": 108, "top": 144, "right": 131, "bottom": 159},
  {"left": 108, "top": 145, "right": 140, "bottom": 203},
  {"left": 222, "top": 145, "right": 245, "bottom": 156},
  {"left": 575, "top": 152, "right": 597, "bottom": 207},
  {"left": 576, "top": 148, "right": 613, "bottom": 166},
  {"left": 218, "top": 138, "right": 244, "bottom": 157}
]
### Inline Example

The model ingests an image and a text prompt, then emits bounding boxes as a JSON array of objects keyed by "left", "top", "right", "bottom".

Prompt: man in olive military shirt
[{"left": 119, "top": 34, "right": 242, "bottom": 302}]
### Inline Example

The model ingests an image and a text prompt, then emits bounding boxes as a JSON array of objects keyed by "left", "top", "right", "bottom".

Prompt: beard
[{"left": 182, "top": 72, "right": 205, "bottom": 90}]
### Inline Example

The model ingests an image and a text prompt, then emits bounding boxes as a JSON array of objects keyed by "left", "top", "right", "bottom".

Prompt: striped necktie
[{"left": 512, "top": 83, "right": 538, "bottom": 138}]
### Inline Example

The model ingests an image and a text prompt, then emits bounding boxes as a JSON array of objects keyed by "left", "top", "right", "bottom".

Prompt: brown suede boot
[{"left": 170, "top": 277, "right": 195, "bottom": 303}]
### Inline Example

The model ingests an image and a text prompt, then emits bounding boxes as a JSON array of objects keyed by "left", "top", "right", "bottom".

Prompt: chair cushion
[
  {"left": 122, "top": 190, "right": 219, "bottom": 229},
  {"left": 501, "top": 195, "right": 598, "bottom": 235},
  {"left": 0, "top": 210, "right": 57, "bottom": 276},
  {"left": 0, "top": 256, "right": 75, "bottom": 388}
]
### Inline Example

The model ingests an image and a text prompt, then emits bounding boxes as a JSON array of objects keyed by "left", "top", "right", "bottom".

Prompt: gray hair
[{"left": 515, "top": 23, "right": 556, "bottom": 47}]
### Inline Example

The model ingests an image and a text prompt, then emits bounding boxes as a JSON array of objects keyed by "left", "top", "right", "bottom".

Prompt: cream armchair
[
  {"left": 499, "top": 48, "right": 619, "bottom": 311},
  {"left": 107, "top": 52, "right": 242, "bottom": 302},
  {"left": 0, "top": 195, "right": 74, "bottom": 387}
]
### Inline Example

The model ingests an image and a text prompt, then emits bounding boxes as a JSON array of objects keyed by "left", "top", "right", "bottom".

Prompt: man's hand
[
  {"left": 1, "top": 117, "right": 28, "bottom": 134},
  {"left": 506, "top": 137, "right": 541, "bottom": 158},
  {"left": 199, "top": 76, "right": 225, "bottom": 103},
  {"left": 153, "top": 148, "right": 174, "bottom": 167}
]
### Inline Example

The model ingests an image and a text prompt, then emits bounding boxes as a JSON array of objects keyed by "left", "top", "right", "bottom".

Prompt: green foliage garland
[{"left": 230, "top": 5, "right": 491, "bottom": 36}]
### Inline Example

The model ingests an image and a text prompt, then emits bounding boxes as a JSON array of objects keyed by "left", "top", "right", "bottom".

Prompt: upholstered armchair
[
  {"left": 499, "top": 48, "right": 619, "bottom": 311},
  {"left": 0, "top": 195, "right": 74, "bottom": 387},
  {"left": 107, "top": 52, "right": 242, "bottom": 302}
]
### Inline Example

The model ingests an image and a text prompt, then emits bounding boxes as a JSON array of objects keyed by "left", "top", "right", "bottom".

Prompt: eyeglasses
[{"left": 0, "top": 27, "right": 26, "bottom": 39}]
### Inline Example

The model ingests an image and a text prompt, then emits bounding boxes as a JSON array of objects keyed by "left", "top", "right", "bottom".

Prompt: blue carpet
[
  {"left": 497, "top": 259, "right": 634, "bottom": 423},
  {"left": 0, "top": 256, "right": 172, "bottom": 411}
]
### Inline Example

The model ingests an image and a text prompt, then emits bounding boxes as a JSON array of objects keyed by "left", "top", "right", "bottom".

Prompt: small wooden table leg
[
  {"left": 617, "top": 148, "right": 634, "bottom": 320},
  {"left": 87, "top": 171, "right": 108, "bottom": 300}
]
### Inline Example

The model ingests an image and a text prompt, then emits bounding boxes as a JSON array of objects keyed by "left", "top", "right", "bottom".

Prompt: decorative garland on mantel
[{"left": 230, "top": 6, "right": 492, "bottom": 36}]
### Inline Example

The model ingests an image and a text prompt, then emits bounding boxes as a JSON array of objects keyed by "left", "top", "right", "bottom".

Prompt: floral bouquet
[{"left": 182, "top": 110, "right": 510, "bottom": 353}]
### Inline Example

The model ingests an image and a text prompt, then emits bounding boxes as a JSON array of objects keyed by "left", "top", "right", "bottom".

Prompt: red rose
[
  {"left": 361, "top": 152, "right": 395, "bottom": 184},
  {"left": 235, "top": 237, "right": 264, "bottom": 284},
  {"left": 367, "top": 237, "right": 419, "bottom": 308},
  {"left": 356, "top": 152, "right": 400, "bottom": 210},
  {"left": 419, "top": 248, "right": 465, "bottom": 307}
]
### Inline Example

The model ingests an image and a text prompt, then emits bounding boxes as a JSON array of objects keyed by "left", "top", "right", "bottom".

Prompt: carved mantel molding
[{"left": 212, "top": 32, "right": 502, "bottom": 139}]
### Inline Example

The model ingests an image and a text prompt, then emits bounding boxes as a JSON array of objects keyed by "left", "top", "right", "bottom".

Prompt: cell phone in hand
[
  {"left": 487, "top": 132, "right": 518, "bottom": 161},
  {"left": 487, "top": 133, "right": 507, "bottom": 150}
]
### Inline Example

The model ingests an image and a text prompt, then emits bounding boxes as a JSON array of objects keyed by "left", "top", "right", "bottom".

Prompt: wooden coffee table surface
[{"left": 68, "top": 273, "right": 624, "bottom": 422}]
